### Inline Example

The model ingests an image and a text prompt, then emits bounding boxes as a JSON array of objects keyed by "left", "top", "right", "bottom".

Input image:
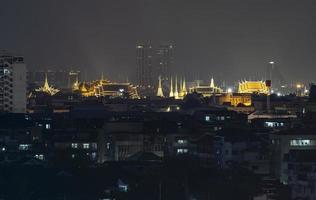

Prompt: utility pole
[{"left": 266, "top": 61, "right": 274, "bottom": 113}]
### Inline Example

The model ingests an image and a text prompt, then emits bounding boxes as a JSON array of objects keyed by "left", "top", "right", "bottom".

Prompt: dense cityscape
[{"left": 1, "top": 1, "right": 316, "bottom": 200}]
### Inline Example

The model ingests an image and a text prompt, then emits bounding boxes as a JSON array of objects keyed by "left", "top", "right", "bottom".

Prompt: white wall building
[{"left": 0, "top": 51, "right": 26, "bottom": 113}]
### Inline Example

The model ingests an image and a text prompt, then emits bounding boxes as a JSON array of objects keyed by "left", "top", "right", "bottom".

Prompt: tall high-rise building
[
  {"left": 136, "top": 44, "right": 153, "bottom": 87},
  {"left": 0, "top": 51, "right": 26, "bottom": 113},
  {"left": 156, "top": 44, "right": 174, "bottom": 80}
]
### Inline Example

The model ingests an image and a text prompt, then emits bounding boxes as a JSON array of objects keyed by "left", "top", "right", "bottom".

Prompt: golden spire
[
  {"left": 157, "top": 76, "right": 164, "bottom": 97},
  {"left": 182, "top": 77, "right": 187, "bottom": 95},
  {"left": 179, "top": 77, "right": 183, "bottom": 97},
  {"left": 169, "top": 77, "right": 174, "bottom": 97},
  {"left": 210, "top": 77, "right": 215, "bottom": 88},
  {"left": 35, "top": 72, "right": 59, "bottom": 95},
  {"left": 81, "top": 82, "right": 88, "bottom": 92},
  {"left": 43, "top": 73, "right": 50, "bottom": 90},
  {"left": 72, "top": 75, "right": 79, "bottom": 91},
  {"left": 174, "top": 76, "right": 179, "bottom": 98}
]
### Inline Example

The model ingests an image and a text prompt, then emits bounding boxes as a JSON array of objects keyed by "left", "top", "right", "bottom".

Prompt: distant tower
[
  {"left": 156, "top": 44, "right": 174, "bottom": 80},
  {"left": 136, "top": 44, "right": 153, "bottom": 87},
  {"left": 156, "top": 76, "right": 164, "bottom": 97},
  {"left": 169, "top": 77, "right": 174, "bottom": 97},
  {"left": 174, "top": 76, "right": 179, "bottom": 98}
]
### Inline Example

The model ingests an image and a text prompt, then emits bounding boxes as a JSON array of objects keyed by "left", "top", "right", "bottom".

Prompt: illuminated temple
[
  {"left": 165, "top": 76, "right": 187, "bottom": 99},
  {"left": 76, "top": 76, "right": 139, "bottom": 99},
  {"left": 189, "top": 78, "right": 223, "bottom": 97},
  {"left": 156, "top": 76, "right": 222, "bottom": 99},
  {"left": 238, "top": 81, "right": 269, "bottom": 94},
  {"left": 35, "top": 73, "right": 59, "bottom": 95}
]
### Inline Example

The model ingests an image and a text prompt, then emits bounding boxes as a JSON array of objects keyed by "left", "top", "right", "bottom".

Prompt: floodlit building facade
[{"left": 238, "top": 80, "right": 269, "bottom": 94}]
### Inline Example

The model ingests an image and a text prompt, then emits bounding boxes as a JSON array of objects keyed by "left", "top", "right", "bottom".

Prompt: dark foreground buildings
[{"left": 2, "top": 77, "right": 316, "bottom": 199}]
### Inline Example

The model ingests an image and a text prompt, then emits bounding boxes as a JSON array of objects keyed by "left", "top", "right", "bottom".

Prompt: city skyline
[
  {"left": 2, "top": 2, "right": 316, "bottom": 199},
  {"left": 1, "top": 0, "right": 316, "bottom": 83}
]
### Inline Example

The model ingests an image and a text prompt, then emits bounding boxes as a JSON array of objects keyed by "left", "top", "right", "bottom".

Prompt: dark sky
[{"left": 1, "top": 0, "right": 316, "bottom": 84}]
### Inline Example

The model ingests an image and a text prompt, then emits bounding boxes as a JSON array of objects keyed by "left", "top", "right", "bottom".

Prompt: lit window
[
  {"left": 19, "top": 144, "right": 31, "bottom": 151},
  {"left": 4, "top": 69, "right": 10, "bottom": 75},
  {"left": 264, "top": 122, "right": 284, "bottom": 128},
  {"left": 71, "top": 143, "right": 78, "bottom": 148},
  {"left": 205, "top": 116, "right": 210, "bottom": 122},
  {"left": 45, "top": 124, "right": 51, "bottom": 129},
  {"left": 290, "top": 139, "right": 313, "bottom": 146},
  {"left": 177, "top": 148, "right": 188, "bottom": 154},
  {"left": 34, "top": 154, "right": 44, "bottom": 160},
  {"left": 83, "top": 143, "right": 90, "bottom": 149},
  {"left": 177, "top": 139, "right": 187, "bottom": 144}
]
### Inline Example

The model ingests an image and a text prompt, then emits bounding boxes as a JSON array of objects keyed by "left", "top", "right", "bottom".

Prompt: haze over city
[
  {"left": 1, "top": 0, "right": 316, "bottom": 83},
  {"left": 3, "top": 1, "right": 316, "bottom": 199}
]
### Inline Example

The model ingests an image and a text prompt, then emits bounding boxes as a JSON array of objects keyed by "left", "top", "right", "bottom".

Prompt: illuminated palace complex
[
  {"left": 76, "top": 76, "right": 139, "bottom": 99},
  {"left": 34, "top": 72, "right": 271, "bottom": 107},
  {"left": 34, "top": 73, "right": 139, "bottom": 99},
  {"left": 156, "top": 77, "right": 275, "bottom": 107},
  {"left": 157, "top": 76, "right": 222, "bottom": 99}
]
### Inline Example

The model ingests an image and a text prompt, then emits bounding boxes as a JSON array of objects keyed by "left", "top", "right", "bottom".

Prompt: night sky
[{"left": 1, "top": 0, "right": 316, "bottom": 84}]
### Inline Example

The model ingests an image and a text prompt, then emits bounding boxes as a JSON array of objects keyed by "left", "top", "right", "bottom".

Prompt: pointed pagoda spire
[
  {"left": 169, "top": 77, "right": 174, "bottom": 97},
  {"left": 182, "top": 77, "right": 187, "bottom": 95},
  {"left": 81, "top": 81, "right": 88, "bottom": 92},
  {"left": 44, "top": 72, "right": 50, "bottom": 90},
  {"left": 210, "top": 77, "right": 215, "bottom": 88},
  {"left": 179, "top": 77, "right": 183, "bottom": 97},
  {"left": 35, "top": 72, "right": 59, "bottom": 95},
  {"left": 174, "top": 75, "right": 179, "bottom": 98},
  {"left": 157, "top": 76, "right": 164, "bottom": 97},
  {"left": 72, "top": 75, "right": 79, "bottom": 91},
  {"left": 180, "top": 77, "right": 183, "bottom": 91}
]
